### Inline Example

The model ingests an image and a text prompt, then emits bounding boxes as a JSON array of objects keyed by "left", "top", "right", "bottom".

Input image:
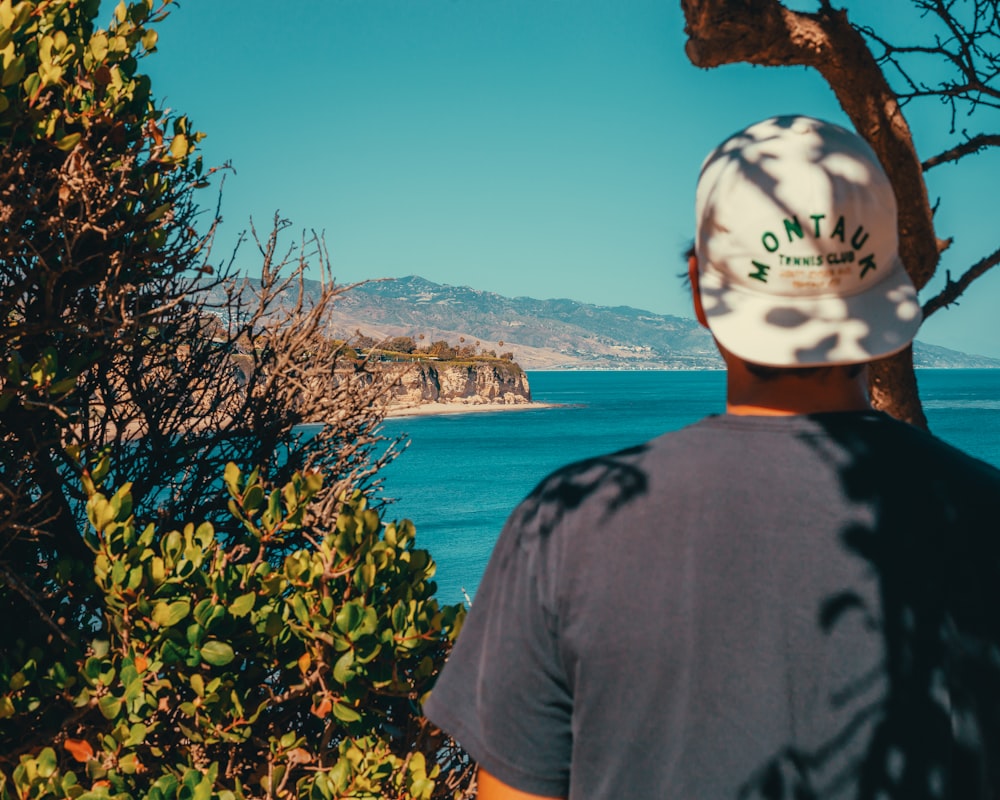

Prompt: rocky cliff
[{"left": 383, "top": 361, "right": 532, "bottom": 407}]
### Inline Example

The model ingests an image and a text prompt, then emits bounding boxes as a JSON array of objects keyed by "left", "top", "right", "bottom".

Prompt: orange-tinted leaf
[
  {"left": 134, "top": 655, "right": 149, "bottom": 673},
  {"left": 297, "top": 652, "right": 311, "bottom": 674},
  {"left": 64, "top": 738, "right": 94, "bottom": 763},
  {"left": 311, "top": 696, "right": 332, "bottom": 718},
  {"left": 286, "top": 747, "right": 313, "bottom": 765}
]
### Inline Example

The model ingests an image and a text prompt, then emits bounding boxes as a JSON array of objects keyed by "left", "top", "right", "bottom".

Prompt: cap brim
[{"left": 698, "top": 256, "right": 922, "bottom": 367}]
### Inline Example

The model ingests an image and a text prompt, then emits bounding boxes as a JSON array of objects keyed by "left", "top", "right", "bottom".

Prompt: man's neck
[{"left": 724, "top": 358, "right": 871, "bottom": 417}]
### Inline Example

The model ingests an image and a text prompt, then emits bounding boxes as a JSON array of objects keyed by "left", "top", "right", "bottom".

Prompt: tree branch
[
  {"left": 681, "top": 0, "right": 943, "bottom": 426},
  {"left": 922, "top": 245, "right": 1000, "bottom": 319},
  {"left": 0, "top": 562, "right": 75, "bottom": 648},
  {"left": 922, "top": 133, "right": 1000, "bottom": 169}
]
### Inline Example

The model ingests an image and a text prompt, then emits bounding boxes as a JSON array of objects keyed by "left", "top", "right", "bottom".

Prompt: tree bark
[
  {"left": 682, "top": 0, "right": 938, "bottom": 427},
  {"left": 869, "top": 345, "right": 927, "bottom": 429}
]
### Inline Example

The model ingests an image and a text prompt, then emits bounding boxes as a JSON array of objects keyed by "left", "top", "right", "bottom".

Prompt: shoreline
[{"left": 384, "top": 401, "right": 558, "bottom": 419}]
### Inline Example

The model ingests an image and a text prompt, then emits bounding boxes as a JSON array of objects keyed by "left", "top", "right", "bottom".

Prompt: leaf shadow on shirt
[
  {"left": 508, "top": 443, "right": 650, "bottom": 541},
  {"left": 738, "top": 417, "right": 1000, "bottom": 800}
]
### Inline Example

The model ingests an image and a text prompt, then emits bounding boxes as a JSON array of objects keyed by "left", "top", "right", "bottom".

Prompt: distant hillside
[
  {"left": 322, "top": 275, "right": 720, "bottom": 369},
  {"left": 213, "top": 275, "right": 1000, "bottom": 370},
  {"left": 911, "top": 341, "right": 1000, "bottom": 369}
]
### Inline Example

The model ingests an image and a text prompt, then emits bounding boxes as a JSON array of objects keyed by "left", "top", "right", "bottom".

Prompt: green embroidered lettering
[
  {"left": 831, "top": 216, "right": 845, "bottom": 242},
  {"left": 784, "top": 216, "right": 804, "bottom": 242},
  {"left": 858, "top": 254, "right": 877, "bottom": 278},
  {"left": 851, "top": 226, "right": 869, "bottom": 250},
  {"left": 762, "top": 232, "right": 779, "bottom": 252},
  {"left": 810, "top": 214, "right": 825, "bottom": 236},
  {"left": 749, "top": 261, "right": 771, "bottom": 282}
]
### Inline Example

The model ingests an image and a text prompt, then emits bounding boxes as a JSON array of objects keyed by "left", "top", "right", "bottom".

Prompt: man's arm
[{"left": 477, "top": 768, "right": 563, "bottom": 800}]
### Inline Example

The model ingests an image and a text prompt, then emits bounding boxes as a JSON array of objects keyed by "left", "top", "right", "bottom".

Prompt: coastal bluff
[{"left": 382, "top": 360, "right": 532, "bottom": 408}]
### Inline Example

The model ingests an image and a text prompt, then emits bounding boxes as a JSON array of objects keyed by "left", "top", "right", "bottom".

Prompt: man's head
[{"left": 691, "top": 115, "right": 921, "bottom": 369}]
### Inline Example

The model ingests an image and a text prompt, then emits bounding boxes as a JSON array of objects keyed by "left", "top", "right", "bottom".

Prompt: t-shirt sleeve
[{"left": 423, "top": 499, "right": 572, "bottom": 798}]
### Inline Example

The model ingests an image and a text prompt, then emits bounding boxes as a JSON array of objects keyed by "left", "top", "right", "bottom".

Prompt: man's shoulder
[
  {"left": 842, "top": 411, "right": 1000, "bottom": 483},
  {"left": 503, "top": 419, "right": 719, "bottom": 544}
]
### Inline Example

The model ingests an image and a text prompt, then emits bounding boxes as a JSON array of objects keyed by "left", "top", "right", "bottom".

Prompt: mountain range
[{"left": 249, "top": 275, "right": 1000, "bottom": 371}]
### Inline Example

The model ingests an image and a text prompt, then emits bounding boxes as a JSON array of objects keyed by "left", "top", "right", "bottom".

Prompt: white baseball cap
[{"left": 694, "top": 115, "right": 921, "bottom": 367}]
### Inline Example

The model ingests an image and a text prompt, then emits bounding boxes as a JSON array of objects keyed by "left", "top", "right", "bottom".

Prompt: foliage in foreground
[
  {"left": 0, "top": 0, "right": 474, "bottom": 796},
  {"left": 0, "top": 464, "right": 470, "bottom": 799}
]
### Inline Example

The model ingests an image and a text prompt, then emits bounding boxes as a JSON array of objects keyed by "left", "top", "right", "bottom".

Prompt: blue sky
[{"left": 120, "top": 0, "right": 1000, "bottom": 358}]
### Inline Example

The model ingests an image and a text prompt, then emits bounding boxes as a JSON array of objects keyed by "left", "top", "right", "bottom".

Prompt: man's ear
[{"left": 689, "top": 254, "right": 709, "bottom": 329}]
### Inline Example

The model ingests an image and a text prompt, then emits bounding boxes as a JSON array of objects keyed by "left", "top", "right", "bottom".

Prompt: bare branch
[
  {"left": 857, "top": 0, "right": 1000, "bottom": 132},
  {"left": 922, "top": 132, "right": 1000, "bottom": 169},
  {"left": 0, "top": 563, "right": 75, "bottom": 648},
  {"left": 922, "top": 245, "right": 1000, "bottom": 318}
]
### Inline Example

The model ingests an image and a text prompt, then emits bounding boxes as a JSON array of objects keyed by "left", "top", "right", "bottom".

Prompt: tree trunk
[
  {"left": 681, "top": 0, "right": 940, "bottom": 427},
  {"left": 869, "top": 346, "right": 927, "bottom": 428}
]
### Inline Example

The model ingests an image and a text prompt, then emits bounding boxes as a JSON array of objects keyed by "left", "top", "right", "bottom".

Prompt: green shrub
[{"left": 0, "top": 463, "right": 467, "bottom": 799}]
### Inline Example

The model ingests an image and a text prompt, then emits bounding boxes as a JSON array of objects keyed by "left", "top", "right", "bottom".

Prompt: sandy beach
[{"left": 385, "top": 401, "right": 558, "bottom": 419}]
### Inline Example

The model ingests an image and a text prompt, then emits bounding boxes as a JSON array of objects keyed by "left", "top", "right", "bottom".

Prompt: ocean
[{"left": 379, "top": 369, "right": 1000, "bottom": 607}]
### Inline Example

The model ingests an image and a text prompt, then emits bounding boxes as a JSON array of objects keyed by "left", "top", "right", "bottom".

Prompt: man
[{"left": 425, "top": 116, "right": 1000, "bottom": 799}]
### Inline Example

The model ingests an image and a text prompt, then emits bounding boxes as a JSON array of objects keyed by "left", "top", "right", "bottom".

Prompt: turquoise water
[{"left": 380, "top": 370, "right": 1000, "bottom": 606}]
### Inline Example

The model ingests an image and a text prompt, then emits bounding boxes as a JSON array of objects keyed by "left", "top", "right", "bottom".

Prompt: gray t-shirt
[{"left": 424, "top": 412, "right": 1000, "bottom": 799}]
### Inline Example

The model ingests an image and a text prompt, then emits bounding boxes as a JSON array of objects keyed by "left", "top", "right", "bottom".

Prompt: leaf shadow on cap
[
  {"left": 698, "top": 115, "right": 887, "bottom": 340},
  {"left": 703, "top": 115, "right": 872, "bottom": 247}
]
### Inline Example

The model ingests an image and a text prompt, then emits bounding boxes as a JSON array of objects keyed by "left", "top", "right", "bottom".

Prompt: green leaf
[
  {"left": 144, "top": 202, "right": 170, "bottom": 222},
  {"left": 98, "top": 694, "right": 122, "bottom": 720},
  {"left": 89, "top": 31, "right": 109, "bottom": 61},
  {"left": 335, "top": 601, "right": 364, "bottom": 634},
  {"left": 391, "top": 602, "right": 407, "bottom": 632},
  {"left": 54, "top": 131, "right": 82, "bottom": 152},
  {"left": 126, "top": 722, "right": 147, "bottom": 746},
  {"left": 332, "top": 651, "right": 355, "bottom": 684},
  {"left": 1, "top": 55, "right": 24, "bottom": 88},
  {"left": 264, "top": 612, "right": 284, "bottom": 638},
  {"left": 186, "top": 622, "right": 205, "bottom": 647},
  {"left": 266, "top": 488, "right": 281, "bottom": 524},
  {"left": 168, "top": 133, "right": 188, "bottom": 160},
  {"left": 332, "top": 701, "right": 361, "bottom": 723},
  {"left": 357, "top": 606, "right": 378, "bottom": 637},
  {"left": 223, "top": 462, "right": 241, "bottom": 494},
  {"left": 193, "top": 597, "right": 213, "bottom": 627},
  {"left": 228, "top": 593, "right": 255, "bottom": 618},
  {"left": 193, "top": 775, "right": 212, "bottom": 800},
  {"left": 152, "top": 599, "right": 190, "bottom": 628},
  {"left": 39, "top": 62, "right": 64, "bottom": 88},
  {"left": 410, "top": 777, "right": 434, "bottom": 800},
  {"left": 200, "top": 640, "right": 235, "bottom": 667},
  {"left": 242, "top": 484, "right": 264, "bottom": 514},
  {"left": 37, "top": 747, "right": 57, "bottom": 778},
  {"left": 50, "top": 375, "right": 77, "bottom": 394},
  {"left": 163, "top": 530, "right": 182, "bottom": 562}
]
